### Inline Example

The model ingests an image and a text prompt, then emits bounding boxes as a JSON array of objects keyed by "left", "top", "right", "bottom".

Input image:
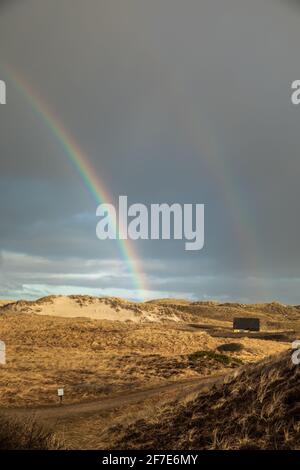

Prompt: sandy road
[{"left": 2, "top": 374, "right": 226, "bottom": 421}]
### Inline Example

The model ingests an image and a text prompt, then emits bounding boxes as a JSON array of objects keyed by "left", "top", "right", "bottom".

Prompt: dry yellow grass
[{"left": 0, "top": 308, "right": 289, "bottom": 407}]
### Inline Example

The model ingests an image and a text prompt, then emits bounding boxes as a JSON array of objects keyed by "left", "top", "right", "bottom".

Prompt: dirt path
[{"left": 2, "top": 374, "right": 226, "bottom": 421}]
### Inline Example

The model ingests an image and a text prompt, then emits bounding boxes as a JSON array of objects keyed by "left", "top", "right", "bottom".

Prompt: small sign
[
  {"left": 0, "top": 341, "right": 6, "bottom": 365},
  {"left": 0, "top": 80, "right": 6, "bottom": 105},
  {"left": 57, "top": 388, "right": 64, "bottom": 397}
]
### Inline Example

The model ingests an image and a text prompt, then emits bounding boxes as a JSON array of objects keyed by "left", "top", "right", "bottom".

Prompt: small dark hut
[{"left": 233, "top": 317, "right": 260, "bottom": 332}]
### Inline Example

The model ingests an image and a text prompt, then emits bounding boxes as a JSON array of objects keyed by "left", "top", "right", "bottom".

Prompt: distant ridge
[{"left": 1, "top": 295, "right": 300, "bottom": 327}]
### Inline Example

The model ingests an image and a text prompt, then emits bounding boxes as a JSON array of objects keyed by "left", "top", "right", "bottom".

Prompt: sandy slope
[{"left": 0, "top": 295, "right": 181, "bottom": 323}]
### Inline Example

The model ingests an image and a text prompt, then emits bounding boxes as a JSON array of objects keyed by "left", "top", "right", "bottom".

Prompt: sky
[{"left": 0, "top": 0, "right": 300, "bottom": 303}]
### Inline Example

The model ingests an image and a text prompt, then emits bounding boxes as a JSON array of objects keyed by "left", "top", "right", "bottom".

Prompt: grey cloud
[{"left": 0, "top": 0, "right": 300, "bottom": 301}]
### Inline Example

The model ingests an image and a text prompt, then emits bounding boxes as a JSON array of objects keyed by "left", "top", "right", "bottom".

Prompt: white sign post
[
  {"left": 57, "top": 388, "right": 64, "bottom": 405},
  {"left": 0, "top": 80, "right": 6, "bottom": 105},
  {"left": 0, "top": 341, "right": 6, "bottom": 365}
]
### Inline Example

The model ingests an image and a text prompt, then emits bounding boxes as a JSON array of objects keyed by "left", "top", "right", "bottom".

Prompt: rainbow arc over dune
[{"left": 4, "top": 64, "right": 148, "bottom": 300}]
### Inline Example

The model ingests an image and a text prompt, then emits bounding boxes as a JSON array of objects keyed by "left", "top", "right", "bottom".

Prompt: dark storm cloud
[
  {"left": 282, "top": 0, "right": 300, "bottom": 9},
  {"left": 0, "top": 0, "right": 19, "bottom": 10},
  {"left": 1, "top": 0, "right": 300, "bottom": 301}
]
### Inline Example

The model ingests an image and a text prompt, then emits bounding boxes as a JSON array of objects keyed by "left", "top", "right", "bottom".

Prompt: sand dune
[{"left": 0, "top": 295, "right": 181, "bottom": 323}]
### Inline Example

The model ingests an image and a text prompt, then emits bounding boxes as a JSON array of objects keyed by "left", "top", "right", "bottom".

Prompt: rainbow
[
  {"left": 4, "top": 64, "right": 148, "bottom": 301},
  {"left": 156, "top": 69, "right": 268, "bottom": 300}
]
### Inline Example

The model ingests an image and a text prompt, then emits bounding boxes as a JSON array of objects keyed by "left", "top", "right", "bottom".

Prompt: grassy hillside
[{"left": 112, "top": 350, "right": 300, "bottom": 450}]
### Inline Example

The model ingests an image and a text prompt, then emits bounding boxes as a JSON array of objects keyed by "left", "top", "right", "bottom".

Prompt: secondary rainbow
[{"left": 4, "top": 64, "right": 148, "bottom": 300}]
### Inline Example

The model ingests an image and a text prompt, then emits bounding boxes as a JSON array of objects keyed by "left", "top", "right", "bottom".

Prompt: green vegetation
[{"left": 188, "top": 349, "right": 242, "bottom": 366}]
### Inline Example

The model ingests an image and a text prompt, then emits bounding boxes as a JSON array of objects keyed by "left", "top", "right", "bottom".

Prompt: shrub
[
  {"left": 188, "top": 350, "right": 231, "bottom": 365},
  {"left": 217, "top": 343, "right": 244, "bottom": 353},
  {"left": 0, "top": 414, "right": 63, "bottom": 450}
]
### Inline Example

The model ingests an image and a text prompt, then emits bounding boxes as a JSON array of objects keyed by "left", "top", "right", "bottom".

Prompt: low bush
[
  {"left": 217, "top": 343, "right": 244, "bottom": 353},
  {"left": 188, "top": 350, "right": 231, "bottom": 365},
  {"left": 0, "top": 414, "right": 63, "bottom": 450}
]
